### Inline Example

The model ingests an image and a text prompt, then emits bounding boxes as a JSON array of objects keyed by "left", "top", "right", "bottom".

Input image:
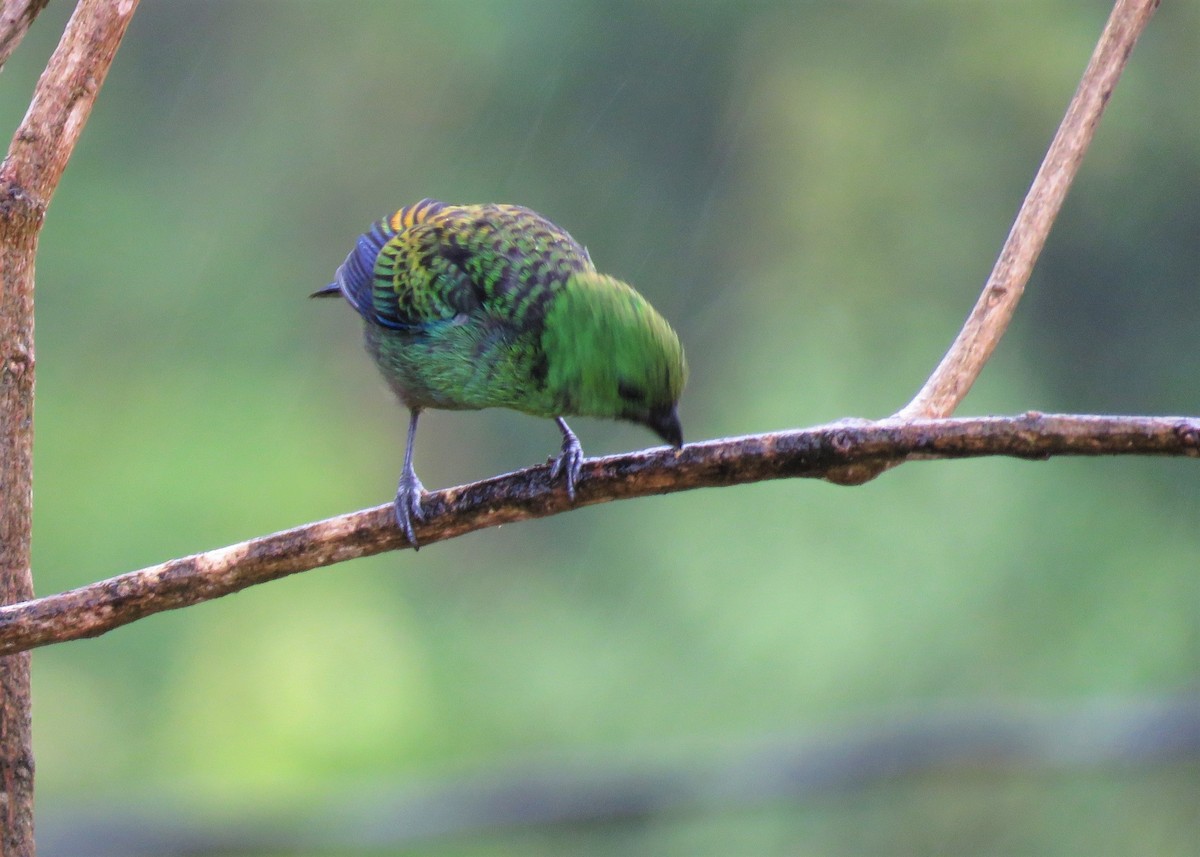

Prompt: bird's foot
[
  {"left": 550, "top": 429, "right": 585, "bottom": 503},
  {"left": 394, "top": 472, "right": 427, "bottom": 548}
]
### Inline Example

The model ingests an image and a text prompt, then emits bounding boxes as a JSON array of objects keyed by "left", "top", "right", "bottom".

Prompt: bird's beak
[
  {"left": 644, "top": 404, "right": 683, "bottom": 448},
  {"left": 310, "top": 282, "right": 342, "bottom": 298}
]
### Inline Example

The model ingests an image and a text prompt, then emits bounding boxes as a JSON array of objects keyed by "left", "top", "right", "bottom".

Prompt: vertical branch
[
  {"left": 0, "top": 154, "right": 36, "bottom": 857},
  {"left": 896, "top": 0, "right": 1159, "bottom": 420},
  {"left": 0, "top": 1, "right": 138, "bottom": 853}
]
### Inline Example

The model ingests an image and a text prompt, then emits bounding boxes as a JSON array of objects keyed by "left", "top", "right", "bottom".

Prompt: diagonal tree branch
[
  {"left": 0, "top": 0, "right": 50, "bottom": 71},
  {"left": 0, "top": 2, "right": 1175, "bottom": 853},
  {"left": 897, "top": 0, "right": 1158, "bottom": 420},
  {"left": 4, "top": 413, "right": 1198, "bottom": 657},
  {"left": 0, "top": 1, "right": 1168, "bottom": 678},
  {"left": 0, "top": 1, "right": 138, "bottom": 854}
]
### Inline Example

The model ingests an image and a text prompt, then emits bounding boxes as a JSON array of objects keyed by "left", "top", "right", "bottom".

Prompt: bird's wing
[
  {"left": 370, "top": 228, "right": 480, "bottom": 330},
  {"left": 349, "top": 200, "right": 595, "bottom": 332},
  {"left": 439, "top": 203, "right": 595, "bottom": 325}
]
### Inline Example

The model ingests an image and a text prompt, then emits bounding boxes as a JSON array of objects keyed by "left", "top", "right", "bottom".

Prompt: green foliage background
[{"left": 5, "top": 1, "right": 1198, "bottom": 854}]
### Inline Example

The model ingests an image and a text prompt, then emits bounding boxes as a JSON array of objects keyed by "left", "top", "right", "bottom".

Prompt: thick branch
[
  {"left": 0, "top": 2, "right": 138, "bottom": 854},
  {"left": 898, "top": 0, "right": 1158, "bottom": 419},
  {"left": 4, "top": 413, "right": 1198, "bottom": 657}
]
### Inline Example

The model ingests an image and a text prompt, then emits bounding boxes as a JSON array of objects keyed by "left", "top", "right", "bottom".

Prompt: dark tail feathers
[{"left": 313, "top": 220, "right": 396, "bottom": 319}]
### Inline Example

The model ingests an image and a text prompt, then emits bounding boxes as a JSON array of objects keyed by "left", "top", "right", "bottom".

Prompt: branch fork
[
  {"left": 0, "top": 2, "right": 1171, "bottom": 850},
  {"left": 0, "top": 0, "right": 1168, "bottom": 658}
]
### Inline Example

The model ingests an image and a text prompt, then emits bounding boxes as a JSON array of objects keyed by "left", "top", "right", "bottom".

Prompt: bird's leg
[
  {"left": 550, "top": 416, "right": 585, "bottom": 502},
  {"left": 394, "top": 408, "right": 426, "bottom": 547}
]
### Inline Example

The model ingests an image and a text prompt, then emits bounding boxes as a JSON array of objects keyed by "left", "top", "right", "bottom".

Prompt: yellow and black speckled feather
[{"left": 333, "top": 199, "right": 595, "bottom": 334}]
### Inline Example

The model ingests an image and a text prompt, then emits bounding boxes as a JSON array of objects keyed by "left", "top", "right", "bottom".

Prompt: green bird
[{"left": 314, "top": 199, "right": 687, "bottom": 546}]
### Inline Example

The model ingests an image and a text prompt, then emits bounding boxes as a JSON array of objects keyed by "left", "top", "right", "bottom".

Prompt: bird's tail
[
  {"left": 312, "top": 219, "right": 398, "bottom": 319},
  {"left": 310, "top": 282, "right": 341, "bottom": 298}
]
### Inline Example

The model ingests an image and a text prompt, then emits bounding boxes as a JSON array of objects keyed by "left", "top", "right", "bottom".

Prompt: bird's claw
[
  {"left": 550, "top": 432, "right": 585, "bottom": 502},
  {"left": 394, "top": 473, "right": 427, "bottom": 548}
]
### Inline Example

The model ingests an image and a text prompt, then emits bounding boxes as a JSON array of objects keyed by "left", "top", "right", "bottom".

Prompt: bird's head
[{"left": 541, "top": 273, "right": 687, "bottom": 447}]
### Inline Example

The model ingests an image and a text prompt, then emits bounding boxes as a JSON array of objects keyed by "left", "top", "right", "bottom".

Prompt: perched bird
[{"left": 314, "top": 199, "right": 687, "bottom": 546}]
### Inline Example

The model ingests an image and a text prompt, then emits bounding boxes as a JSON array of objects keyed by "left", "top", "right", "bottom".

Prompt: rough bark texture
[
  {"left": 0, "top": 1, "right": 138, "bottom": 853},
  {"left": 0, "top": 413, "right": 1195, "bottom": 658},
  {"left": 0, "top": 8, "right": 53, "bottom": 852},
  {"left": 0, "top": 172, "right": 37, "bottom": 857}
]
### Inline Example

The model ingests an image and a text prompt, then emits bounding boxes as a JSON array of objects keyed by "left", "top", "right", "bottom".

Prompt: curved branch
[
  {"left": 5, "top": 412, "right": 1198, "bottom": 657},
  {"left": 897, "top": 0, "right": 1158, "bottom": 419}
]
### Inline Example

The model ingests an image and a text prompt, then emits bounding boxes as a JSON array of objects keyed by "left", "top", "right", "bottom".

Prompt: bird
[{"left": 313, "top": 199, "right": 687, "bottom": 547}]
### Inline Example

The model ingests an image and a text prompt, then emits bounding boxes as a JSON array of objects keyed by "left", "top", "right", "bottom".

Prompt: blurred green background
[{"left": 5, "top": 1, "right": 1198, "bottom": 854}]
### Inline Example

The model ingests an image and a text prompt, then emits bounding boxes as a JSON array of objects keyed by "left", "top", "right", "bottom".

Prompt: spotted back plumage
[
  {"left": 317, "top": 200, "right": 686, "bottom": 545},
  {"left": 331, "top": 199, "right": 595, "bottom": 334},
  {"left": 322, "top": 199, "right": 684, "bottom": 425}
]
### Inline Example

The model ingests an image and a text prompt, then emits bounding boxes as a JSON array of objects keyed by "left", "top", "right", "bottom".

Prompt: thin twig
[
  {"left": 0, "top": 0, "right": 49, "bottom": 71},
  {"left": 3, "top": 0, "right": 140, "bottom": 205},
  {"left": 5, "top": 413, "right": 1198, "bottom": 657},
  {"left": 897, "top": 0, "right": 1159, "bottom": 419},
  {"left": 0, "top": 1, "right": 139, "bottom": 854}
]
